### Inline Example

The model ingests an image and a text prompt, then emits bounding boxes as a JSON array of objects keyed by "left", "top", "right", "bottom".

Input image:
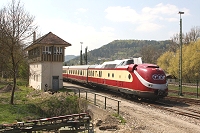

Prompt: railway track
[
  {"left": 153, "top": 101, "right": 200, "bottom": 120},
  {"left": 164, "top": 96, "right": 200, "bottom": 105}
]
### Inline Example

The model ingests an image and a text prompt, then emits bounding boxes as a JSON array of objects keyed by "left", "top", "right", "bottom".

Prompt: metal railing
[{"left": 64, "top": 87, "right": 121, "bottom": 115}]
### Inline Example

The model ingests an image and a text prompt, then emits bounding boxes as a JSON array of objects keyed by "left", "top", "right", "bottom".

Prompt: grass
[
  {"left": 0, "top": 81, "right": 87, "bottom": 124},
  {"left": 168, "top": 84, "right": 200, "bottom": 99},
  {"left": 0, "top": 104, "right": 41, "bottom": 123},
  {"left": 112, "top": 113, "right": 126, "bottom": 124}
]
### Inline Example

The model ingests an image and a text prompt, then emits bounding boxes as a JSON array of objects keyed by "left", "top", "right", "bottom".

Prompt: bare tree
[
  {"left": 140, "top": 45, "right": 161, "bottom": 64},
  {"left": 184, "top": 26, "right": 200, "bottom": 44},
  {"left": 168, "top": 26, "right": 200, "bottom": 52},
  {"left": 169, "top": 33, "right": 180, "bottom": 52},
  {"left": 0, "top": 0, "right": 37, "bottom": 104}
]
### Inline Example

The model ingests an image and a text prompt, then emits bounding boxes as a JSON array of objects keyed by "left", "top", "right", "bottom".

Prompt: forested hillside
[{"left": 65, "top": 39, "right": 171, "bottom": 65}]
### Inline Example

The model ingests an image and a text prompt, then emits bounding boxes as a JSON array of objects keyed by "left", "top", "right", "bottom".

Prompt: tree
[
  {"left": 157, "top": 40, "right": 200, "bottom": 82},
  {"left": 0, "top": 0, "right": 37, "bottom": 104},
  {"left": 157, "top": 51, "right": 174, "bottom": 73},
  {"left": 168, "top": 26, "right": 200, "bottom": 52},
  {"left": 184, "top": 26, "right": 200, "bottom": 44},
  {"left": 140, "top": 45, "right": 162, "bottom": 64}
]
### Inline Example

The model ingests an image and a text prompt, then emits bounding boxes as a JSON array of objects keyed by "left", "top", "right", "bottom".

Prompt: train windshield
[{"left": 126, "top": 60, "right": 134, "bottom": 65}]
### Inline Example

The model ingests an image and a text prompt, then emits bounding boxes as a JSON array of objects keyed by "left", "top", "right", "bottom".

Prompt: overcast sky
[{"left": 1, "top": 0, "right": 199, "bottom": 55}]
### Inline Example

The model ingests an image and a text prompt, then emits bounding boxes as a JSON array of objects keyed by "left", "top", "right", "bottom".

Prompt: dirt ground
[{"left": 88, "top": 101, "right": 200, "bottom": 133}]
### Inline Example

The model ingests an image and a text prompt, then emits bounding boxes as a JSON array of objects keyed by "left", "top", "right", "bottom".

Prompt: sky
[{"left": 0, "top": 0, "right": 200, "bottom": 56}]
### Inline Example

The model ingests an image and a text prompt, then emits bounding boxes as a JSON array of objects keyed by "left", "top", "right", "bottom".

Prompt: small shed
[{"left": 166, "top": 74, "right": 176, "bottom": 83}]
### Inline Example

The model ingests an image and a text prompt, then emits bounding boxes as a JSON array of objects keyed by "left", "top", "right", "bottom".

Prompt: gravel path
[{"left": 64, "top": 82, "right": 200, "bottom": 133}]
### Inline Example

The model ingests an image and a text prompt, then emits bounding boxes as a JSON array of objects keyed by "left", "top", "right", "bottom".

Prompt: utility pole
[
  {"left": 80, "top": 42, "right": 83, "bottom": 65},
  {"left": 84, "top": 46, "right": 88, "bottom": 65},
  {"left": 179, "top": 11, "right": 184, "bottom": 96}
]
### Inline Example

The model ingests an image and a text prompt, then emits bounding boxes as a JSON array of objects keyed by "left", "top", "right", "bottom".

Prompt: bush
[{"left": 39, "top": 93, "right": 88, "bottom": 117}]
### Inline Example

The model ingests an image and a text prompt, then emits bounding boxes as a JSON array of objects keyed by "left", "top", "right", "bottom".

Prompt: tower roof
[{"left": 25, "top": 32, "right": 71, "bottom": 50}]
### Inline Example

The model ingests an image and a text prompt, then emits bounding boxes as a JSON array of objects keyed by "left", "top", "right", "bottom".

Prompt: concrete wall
[
  {"left": 41, "top": 62, "right": 63, "bottom": 90},
  {"left": 29, "top": 62, "right": 63, "bottom": 90},
  {"left": 29, "top": 63, "right": 42, "bottom": 90}
]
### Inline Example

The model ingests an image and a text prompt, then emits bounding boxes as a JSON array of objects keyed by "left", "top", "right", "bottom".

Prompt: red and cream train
[{"left": 63, "top": 57, "right": 168, "bottom": 100}]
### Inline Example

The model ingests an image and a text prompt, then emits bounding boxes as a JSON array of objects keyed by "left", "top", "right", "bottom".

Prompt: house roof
[{"left": 25, "top": 32, "right": 71, "bottom": 51}]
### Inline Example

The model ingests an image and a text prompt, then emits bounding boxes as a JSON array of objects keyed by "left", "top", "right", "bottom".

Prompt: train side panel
[{"left": 63, "top": 62, "right": 168, "bottom": 100}]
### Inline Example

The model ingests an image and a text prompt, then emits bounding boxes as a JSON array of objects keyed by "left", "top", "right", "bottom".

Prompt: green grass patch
[
  {"left": 112, "top": 113, "right": 126, "bottom": 124},
  {"left": 168, "top": 84, "right": 200, "bottom": 99},
  {"left": 0, "top": 104, "right": 43, "bottom": 123},
  {"left": 0, "top": 82, "right": 88, "bottom": 124}
]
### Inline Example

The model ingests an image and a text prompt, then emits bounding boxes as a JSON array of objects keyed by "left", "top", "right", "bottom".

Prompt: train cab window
[
  {"left": 112, "top": 73, "right": 114, "bottom": 78},
  {"left": 126, "top": 60, "right": 134, "bottom": 65}
]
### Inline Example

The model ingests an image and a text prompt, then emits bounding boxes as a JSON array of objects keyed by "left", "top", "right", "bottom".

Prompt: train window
[
  {"left": 93, "top": 71, "right": 94, "bottom": 76},
  {"left": 83, "top": 70, "right": 84, "bottom": 75},
  {"left": 80, "top": 70, "right": 82, "bottom": 75},
  {"left": 128, "top": 74, "right": 131, "bottom": 79},
  {"left": 95, "top": 71, "right": 97, "bottom": 77},
  {"left": 99, "top": 71, "right": 102, "bottom": 77},
  {"left": 112, "top": 73, "right": 114, "bottom": 78},
  {"left": 108, "top": 73, "right": 110, "bottom": 77}
]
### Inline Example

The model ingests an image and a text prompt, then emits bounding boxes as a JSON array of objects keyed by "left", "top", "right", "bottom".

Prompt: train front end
[{"left": 133, "top": 63, "right": 168, "bottom": 100}]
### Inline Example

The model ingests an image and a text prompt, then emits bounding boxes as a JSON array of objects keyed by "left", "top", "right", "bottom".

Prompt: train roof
[
  {"left": 98, "top": 57, "right": 142, "bottom": 68},
  {"left": 63, "top": 57, "right": 142, "bottom": 69},
  {"left": 67, "top": 65, "right": 91, "bottom": 69}
]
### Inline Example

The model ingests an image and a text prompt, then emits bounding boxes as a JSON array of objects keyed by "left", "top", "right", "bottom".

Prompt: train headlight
[{"left": 152, "top": 74, "right": 165, "bottom": 80}]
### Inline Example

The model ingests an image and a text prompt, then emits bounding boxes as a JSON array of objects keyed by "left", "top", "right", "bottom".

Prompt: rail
[
  {"left": 64, "top": 86, "right": 121, "bottom": 115},
  {"left": 0, "top": 113, "right": 93, "bottom": 133}
]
